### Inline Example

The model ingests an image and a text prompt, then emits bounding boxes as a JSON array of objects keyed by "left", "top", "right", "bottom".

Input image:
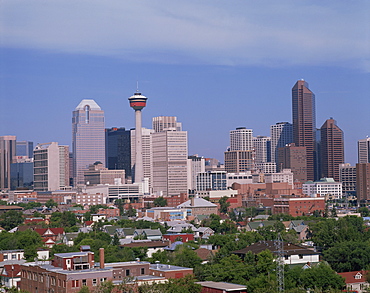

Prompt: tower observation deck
[{"left": 129, "top": 92, "right": 147, "bottom": 110}]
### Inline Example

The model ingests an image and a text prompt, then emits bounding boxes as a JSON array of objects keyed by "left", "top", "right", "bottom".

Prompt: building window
[
  {"left": 126, "top": 269, "right": 130, "bottom": 276},
  {"left": 93, "top": 279, "right": 97, "bottom": 286},
  {"left": 141, "top": 268, "right": 145, "bottom": 275},
  {"left": 298, "top": 254, "right": 303, "bottom": 259},
  {"left": 82, "top": 279, "right": 87, "bottom": 286}
]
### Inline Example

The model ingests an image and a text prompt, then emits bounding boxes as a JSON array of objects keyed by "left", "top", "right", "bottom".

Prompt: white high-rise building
[
  {"left": 358, "top": 137, "right": 370, "bottom": 164},
  {"left": 230, "top": 127, "right": 253, "bottom": 151},
  {"left": 187, "top": 155, "right": 206, "bottom": 194},
  {"left": 72, "top": 99, "right": 105, "bottom": 186},
  {"left": 152, "top": 117, "right": 188, "bottom": 196},
  {"left": 34, "top": 142, "right": 69, "bottom": 191},
  {"left": 152, "top": 116, "right": 182, "bottom": 132},
  {"left": 270, "top": 122, "right": 293, "bottom": 166},
  {"left": 131, "top": 127, "right": 154, "bottom": 192},
  {"left": 253, "top": 136, "right": 271, "bottom": 164}
]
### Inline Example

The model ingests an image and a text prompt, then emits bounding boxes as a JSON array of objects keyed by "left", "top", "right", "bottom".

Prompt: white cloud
[{"left": 1, "top": 0, "right": 369, "bottom": 69}]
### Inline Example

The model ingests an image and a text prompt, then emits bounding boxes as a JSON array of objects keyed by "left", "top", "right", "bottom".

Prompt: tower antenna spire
[{"left": 136, "top": 81, "right": 139, "bottom": 93}]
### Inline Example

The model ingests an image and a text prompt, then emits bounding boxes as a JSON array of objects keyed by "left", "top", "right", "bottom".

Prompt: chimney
[
  {"left": 99, "top": 248, "right": 105, "bottom": 269},
  {"left": 191, "top": 197, "right": 195, "bottom": 207}
]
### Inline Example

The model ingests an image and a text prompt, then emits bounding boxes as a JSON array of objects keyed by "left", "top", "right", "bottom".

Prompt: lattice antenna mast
[{"left": 275, "top": 233, "right": 285, "bottom": 292}]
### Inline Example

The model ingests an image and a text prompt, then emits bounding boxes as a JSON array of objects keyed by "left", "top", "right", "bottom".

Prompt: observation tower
[{"left": 128, "top": 92, "right": 147, "bottom": 184}]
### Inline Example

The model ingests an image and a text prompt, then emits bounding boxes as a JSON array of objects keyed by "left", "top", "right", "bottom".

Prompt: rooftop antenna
[{"left": 136, "top": 80, "right": 140, "bottom": 93}]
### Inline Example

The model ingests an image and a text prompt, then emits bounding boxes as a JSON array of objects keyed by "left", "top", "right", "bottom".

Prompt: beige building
[
  {"left": 0, "top": 136, "right": 16, "bottom": 190},
  {"left": 84, "top": 162, "right": 125, "bottom": 186},
  {"left": 33, "top": 142, "right": 69, "bottom": 191},
  {"left": 177, "top": 197, "right": 218, "bottom": 217},
  {"left": 152, "top": 117, "right": 188, "bottom": 197}
]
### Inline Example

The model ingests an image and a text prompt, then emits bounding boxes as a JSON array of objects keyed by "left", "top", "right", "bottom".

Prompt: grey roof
[
  {"left": 177, "top": 198, "right": 217, "bottom": 208},
  {"left": 149, "top": 263, "right": 192, "bottom": 271},
  {"left": 75, "top": 99, "right": 101, "bottom": 111},
  {"left": 196, "top": 281, "right": 247, "bottom": 291}
]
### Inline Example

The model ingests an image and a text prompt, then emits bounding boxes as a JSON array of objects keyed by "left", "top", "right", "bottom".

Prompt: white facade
[
  {"left": 270, "top": 122, "right": 293, "bottom": 165},
  {"left": 187, "top": 155, "right": 206, "bottom": 192},
  {"left": 230, "top": 127, "right": 253, "bottom": 151},
  {"left": 196, "top": 189, "right": 238, "bottom": 198},
  {"left": 226, "top": 172, "right": 253, "bottom": 187},
  {"left": 264, "top": 169, "right": 294, "bottom": 185},
  {"left": 255, "top": 162, "right": 277, "bottom": 174},
  {"left": 152, "top": 126, "right": 188, "bottom": 197},
  {"left": 131, "top": 128, "right": 154, "bottom": 192},
  {"left": 253, "top": 136, "right": 271, "bottom": 164},
  {"left": 358, "top": 137, "right": 370, "bottom": 163},
  {"left": 196, "top": 171, "right": 227, "bottom": 191},
  {"left": 303, "top": 178, "right": 342, "bottom": 199},
  {"left": 152, "top": 116, "right": 182, "bottom": 132},
  {"left": 33, "top": 142, "right": 69, "bottom": 191}
]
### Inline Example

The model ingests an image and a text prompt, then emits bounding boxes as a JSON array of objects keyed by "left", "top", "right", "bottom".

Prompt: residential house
[
  {"left": 233, "top": 241, "right": 320, "bottom": 265},
  {"left": 0, "top": 264, "right": 21, "bottom": 288},
  {"left": 133, "top": 229, "right": 162, "bottom": 241},
  {"left": 34, "top": 228, "right": 65, "bottom": 248},
  {"left": 338, "top": 270, "right": 369, "bottom": 293}
]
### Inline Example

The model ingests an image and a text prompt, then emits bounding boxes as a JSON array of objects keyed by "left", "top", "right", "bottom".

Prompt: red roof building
[{"left": 338, "top": 270, "right": 369, "bottom": 293}]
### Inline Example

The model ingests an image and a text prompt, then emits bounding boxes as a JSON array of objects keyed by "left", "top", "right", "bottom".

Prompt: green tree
[
  {"left": 323, "top": 241, "right": 370, "bottom": 272},
  {"left": 173, "top": 245, "right": 202, "bottom": 268},
  {"left": 219, "top": 196, "right": 230, "bottom": 214},
  {"left": 358, "top": 206, "right": 370, "bottom": 217},
  {"left": 0, "top": 210, "right": 24, "bottom": 231},
  {"left": 153, "top": 197, "right": 167, "bottom": 207},
  {"left": 112, "top": 233, "right": 120, "bottom": 246},
  {"left": 45, "top": 199, "right": 58, "bottom": 208}
]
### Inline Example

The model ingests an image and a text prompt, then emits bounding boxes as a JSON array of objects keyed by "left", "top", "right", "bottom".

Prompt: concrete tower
[{"left": 129, "top": 92, "right": 147, "bottom": 184}]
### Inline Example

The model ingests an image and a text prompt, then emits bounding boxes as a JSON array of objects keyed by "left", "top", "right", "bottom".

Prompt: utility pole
[{"left": 275, "top": 233, "right": 284, "bottom": 292}]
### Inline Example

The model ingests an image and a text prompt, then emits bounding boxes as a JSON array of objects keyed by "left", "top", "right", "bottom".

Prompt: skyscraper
[
  {"left": 292, "top": 80, "right": 316, "bottom": 181},
  {"left": 229, "top": 127, "right": 253, "bottom": 151},
  {"left": 270, "top": 122, "right": 293, "bottom": 168},
  {"left": 129, "top": 92, "right": 148, "bottom": 184},
  {"left": 152, "top": 116, "right": 188, "bottom": 196},
  {"left": 105, "top": 127, "right": 131, "bottom": 178},
  {"left": 72, "top": 99, "right": 105, "bottom": 186},
  {"left": 131, "top": 127, "right": 154, "bottom": 190},
  {"left": 278, "top": 143, "right": 307, "bottom": 183},
  {"left": 358, "top": 137, "right": 370, "bottom": 164},
  {"left": 253, "top": 135, "right": 271, "bottom": 164},
  {"left": 16, "top": 141, "right": 33, "bottom": 158},
  {"left": 0, "top": 136, "right": 16, "bottom": 190},
  {"left": 320, "top": 118, "right": 344, "bottom": 181},
  {"left": 356, "top": 163, "right": 370, "bottom": 204},
  {"left": 33, "top": 142, "right": 69, "bottom": 191}
]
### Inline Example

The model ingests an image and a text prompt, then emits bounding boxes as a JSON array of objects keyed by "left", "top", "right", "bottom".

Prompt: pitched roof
[
  {"left": 1, "top": 264, "right": 21, "bottom": 277},
  {"left": 338, "top": 270, "right": 369, "bottom": 284},
  {"left": 195, "top": 248, "right": 213, "bottom": 261},
  {"left": 177, "top": 198, "right": 217, "bottom": 208}
]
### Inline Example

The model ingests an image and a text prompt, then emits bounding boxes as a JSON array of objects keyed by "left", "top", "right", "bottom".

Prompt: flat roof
[
  {"left": 197, "top": 281, "right": 247, "bottom": 291},
  {"left": 150, "top": 264, "right": 192, "bottom": 272}
]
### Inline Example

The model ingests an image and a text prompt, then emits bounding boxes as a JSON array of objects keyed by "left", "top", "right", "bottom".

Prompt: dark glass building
[{"left": 105, "top": 127, "right": 131, "bottom": 178}]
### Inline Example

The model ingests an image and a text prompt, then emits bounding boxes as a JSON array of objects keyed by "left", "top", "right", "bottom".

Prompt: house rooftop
[{"left": 196, "top": 281, "right": 247, "bottom": 291}]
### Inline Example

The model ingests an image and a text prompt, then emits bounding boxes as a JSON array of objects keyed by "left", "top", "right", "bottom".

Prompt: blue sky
[{"left": 1, "top": 1, "right": 369, "bottom": 164}]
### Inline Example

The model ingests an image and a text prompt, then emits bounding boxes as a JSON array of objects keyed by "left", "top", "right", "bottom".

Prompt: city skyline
[{"left": 1, "top": 1, "right": 369, "bottom": 165}]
